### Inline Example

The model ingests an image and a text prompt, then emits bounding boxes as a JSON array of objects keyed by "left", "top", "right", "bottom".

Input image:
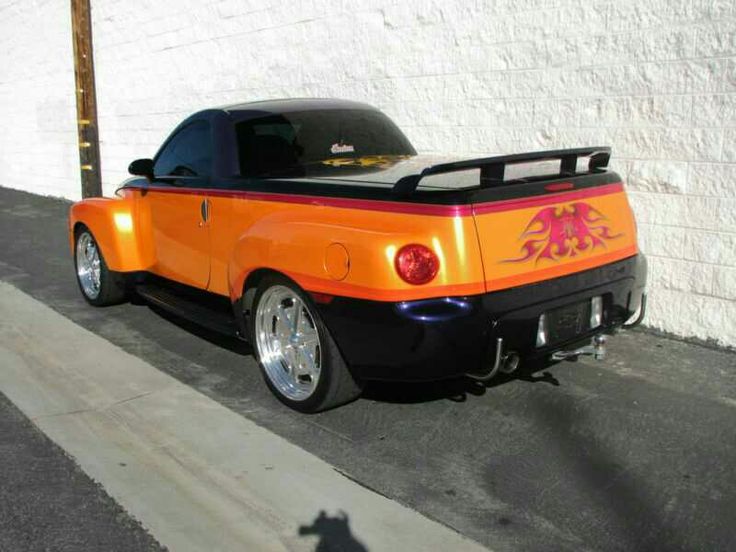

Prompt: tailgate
[
  {"left": 472, "top": 182, "right": 638, "bottom": 292},
  {"left": 390, "top": 147, "right": 639, "bottom": 293}
]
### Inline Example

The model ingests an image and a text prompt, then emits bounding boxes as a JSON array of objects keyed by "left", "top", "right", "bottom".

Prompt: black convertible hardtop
[{"left": 150, "top": 98, "right": 619, "bottom": 205}]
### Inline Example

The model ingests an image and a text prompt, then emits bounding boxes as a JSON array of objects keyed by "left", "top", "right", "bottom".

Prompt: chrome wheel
[
  {"left": 76, "top": 231, "right": 101, "bottom": 300},
  {"left": 254, "top": 285, "right": 321, "bottom": 401}
]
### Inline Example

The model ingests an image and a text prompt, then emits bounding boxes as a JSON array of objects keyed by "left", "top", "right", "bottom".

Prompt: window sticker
[
  {"left": 330, "top": 142, "right": 355, "bottom": 154},
  {"left": 321, "top": 155, "right": 410, "bottom": 168}
]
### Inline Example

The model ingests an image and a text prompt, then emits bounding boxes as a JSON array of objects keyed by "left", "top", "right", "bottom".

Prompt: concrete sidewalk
[{"left": 0, "top": 281, "right": 487, "bottom": 552}]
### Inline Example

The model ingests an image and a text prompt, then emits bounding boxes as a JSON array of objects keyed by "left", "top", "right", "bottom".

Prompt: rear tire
[
  {"left": 74, "top": 226, "right": 127, "bottom": 306},
  {"left": 250, "top": 274, "right": 362, "bottom": 412}
]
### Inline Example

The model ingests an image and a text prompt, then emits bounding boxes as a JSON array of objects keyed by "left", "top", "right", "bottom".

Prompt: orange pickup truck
[{"left": 69, "top": 98, "right": 647, "bottom": 412}]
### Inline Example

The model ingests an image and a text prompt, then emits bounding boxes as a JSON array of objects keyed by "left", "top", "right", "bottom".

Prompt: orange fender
[
  {"left": 226, "top": 203, "right": 486, "bottom": 303},
  {"left": 68, "top": 191, "right": 155, "bottom": 272}
]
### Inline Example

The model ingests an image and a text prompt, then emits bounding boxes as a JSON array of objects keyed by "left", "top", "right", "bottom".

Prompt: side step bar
[{"left": 135, "top": 283, "right": 239, "bottom": 337}]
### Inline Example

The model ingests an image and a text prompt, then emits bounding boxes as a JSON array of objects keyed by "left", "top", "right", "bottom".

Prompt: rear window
[{"left": 235, "top": 109, "right": 416, "bottom": 177}]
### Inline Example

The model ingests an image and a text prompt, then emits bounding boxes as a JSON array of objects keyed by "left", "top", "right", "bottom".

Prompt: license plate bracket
[{"left": 546, "top": 300, "right": 592, "bottom": 345}]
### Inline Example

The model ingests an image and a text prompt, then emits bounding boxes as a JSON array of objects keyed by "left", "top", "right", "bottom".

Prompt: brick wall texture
[{"left": 0, "top": 0, "right": 734, "bottom": 346}]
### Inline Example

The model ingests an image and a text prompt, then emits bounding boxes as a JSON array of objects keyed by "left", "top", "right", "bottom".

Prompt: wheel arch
[
  {"left": 240, "top": 267, "right": 283, "bottom": 316},
  {"left": 233, "top": 267, "right": 304, "bottom": 339}
]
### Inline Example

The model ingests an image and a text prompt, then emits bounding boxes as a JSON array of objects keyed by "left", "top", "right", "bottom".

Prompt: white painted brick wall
[
  {"left": 1, "top": 0, "right": 734, "bottom": 347},
  {"left": 0, "top": 1, "right": 80, "bottom": 199}
]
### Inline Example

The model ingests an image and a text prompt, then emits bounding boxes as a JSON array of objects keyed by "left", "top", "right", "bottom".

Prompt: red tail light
[{"left": 394, "top": 244, "right": 440, "bottom": 285}]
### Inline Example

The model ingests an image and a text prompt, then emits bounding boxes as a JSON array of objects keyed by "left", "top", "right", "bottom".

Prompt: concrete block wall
[{"left": 0, "top": 0, "right": 734, "bottom": 346}]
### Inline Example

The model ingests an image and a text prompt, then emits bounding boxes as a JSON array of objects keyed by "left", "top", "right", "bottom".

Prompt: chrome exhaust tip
[
  {"left": 499, "top": 352, "right": 520, "bottom": 374},
  {"left": 466, "top": 340, "right": 522, "bottom": 381}
]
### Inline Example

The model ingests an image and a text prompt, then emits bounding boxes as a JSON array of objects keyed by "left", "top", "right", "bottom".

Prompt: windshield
[{"left": 235, "top": 109, "right": 416, "bottom": 177}]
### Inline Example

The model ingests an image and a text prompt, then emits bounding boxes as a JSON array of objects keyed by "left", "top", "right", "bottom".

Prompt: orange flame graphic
[{"left": 504, "top": 202, "right": 622, "bottom": 264}]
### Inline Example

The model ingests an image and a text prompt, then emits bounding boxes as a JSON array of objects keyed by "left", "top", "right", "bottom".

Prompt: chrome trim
[
  {"left": 536, "top": 313, "right": 547, "bottom": 347},
  {"left": 623, "top": 293, "right": 647, "bottom": 329},
  {"left": 551, "top": 334, "right": 607, "bottom": 361},
  {"left": 498, "top": 352, "right": 520, "bottom": 374},
  {"left": 590, "top": 295, "right": 603, "bottom": 329},
  {"left": 466, "top": 337, "right": 504, "bottom": 381}
]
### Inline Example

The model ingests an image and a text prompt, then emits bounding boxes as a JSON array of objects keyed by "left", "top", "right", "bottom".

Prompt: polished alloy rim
[
  {"left": 254, "top": 285, "right": 321, "bottom": 401},
  {"left": 76, "top": 232, "right": 101, "bottom": 299}
]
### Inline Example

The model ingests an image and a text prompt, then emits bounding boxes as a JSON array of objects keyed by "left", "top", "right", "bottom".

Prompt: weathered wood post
[{"left": 71, "top": 0, "right": 102, "bottom": 197}]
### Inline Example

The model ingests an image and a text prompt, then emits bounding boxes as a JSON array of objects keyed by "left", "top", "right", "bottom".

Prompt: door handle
[{"left": 200, "top": 198, "right": 209, "bottom": 225}]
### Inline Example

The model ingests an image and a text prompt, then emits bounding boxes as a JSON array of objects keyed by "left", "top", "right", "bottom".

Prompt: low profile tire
[
  {"left": 74, "top": 226, "right": 127, "bottom": 306},
  {"left": 250, "top": 274, "right": 362, "bottom": 413}
]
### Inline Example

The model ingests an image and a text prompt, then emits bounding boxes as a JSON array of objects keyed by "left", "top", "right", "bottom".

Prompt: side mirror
[{"left": 128, "top": 158, "right": 154, "bottom": 178}]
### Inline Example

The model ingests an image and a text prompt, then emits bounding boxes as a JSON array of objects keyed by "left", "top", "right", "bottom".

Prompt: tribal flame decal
[{"left": 504, "top": 202, "right": 622, "bottom": 264}]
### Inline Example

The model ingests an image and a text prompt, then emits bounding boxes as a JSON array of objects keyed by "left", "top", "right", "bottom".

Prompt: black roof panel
[{"left": 219, "top": 98, "right": 377, "bottom": 121}]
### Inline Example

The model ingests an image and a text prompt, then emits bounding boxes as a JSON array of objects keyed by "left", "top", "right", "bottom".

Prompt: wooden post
[{"left": 71, "top": 0, "right": 102, "bottom": 198}]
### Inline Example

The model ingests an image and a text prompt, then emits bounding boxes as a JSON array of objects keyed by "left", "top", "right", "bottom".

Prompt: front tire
[
  {"left": 74, "top": 227, "right": 127, "bottom": 306},
  {"left": 251, "top": 275, "right": 362, "bottom": 412}
]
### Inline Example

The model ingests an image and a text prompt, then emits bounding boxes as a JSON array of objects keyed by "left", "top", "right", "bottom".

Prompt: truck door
[{"left": 147, "top": 120, "right": 212, "bottom": 289}]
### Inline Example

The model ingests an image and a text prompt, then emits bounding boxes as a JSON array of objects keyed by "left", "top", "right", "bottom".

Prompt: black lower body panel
[{"left": 318, "top": 254, "right": 647, "bottom": 382}]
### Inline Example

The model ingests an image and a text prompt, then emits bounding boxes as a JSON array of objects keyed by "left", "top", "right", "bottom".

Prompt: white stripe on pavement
[{"left": 0, "top": 282, "right": 488, "bottom": 552}]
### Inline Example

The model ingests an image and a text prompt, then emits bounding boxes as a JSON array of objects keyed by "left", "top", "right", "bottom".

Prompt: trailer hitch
[{"left": 551, "top": 334, "right": 607, "bottom": 361}]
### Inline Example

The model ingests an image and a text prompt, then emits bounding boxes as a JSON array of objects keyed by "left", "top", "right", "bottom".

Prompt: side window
[{"left": 154, "top": 121, "right": 212, "bottom": 178}]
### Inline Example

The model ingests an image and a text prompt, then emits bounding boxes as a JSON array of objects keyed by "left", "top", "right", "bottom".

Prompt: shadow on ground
[
  {"left": 298, "top": 510, "right": 368, "bottom": 552},
  {"left": 523, "top": 393, "right": 687, "bottom": 551},
  {"left": 362, "top": 363, "right": 561, "bottom": 404}
]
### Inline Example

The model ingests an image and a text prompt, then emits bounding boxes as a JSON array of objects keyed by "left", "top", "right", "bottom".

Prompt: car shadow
[
  {"left": 362, "top": 360, "right": 561, "bottom": 405},
  {"left": 518, "top": 392, "right": 687, "bottom": 550}
]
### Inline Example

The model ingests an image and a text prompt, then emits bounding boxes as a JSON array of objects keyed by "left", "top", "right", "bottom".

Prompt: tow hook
[{"left": 551, "top": 334, "right": 607, "bottom": 362}]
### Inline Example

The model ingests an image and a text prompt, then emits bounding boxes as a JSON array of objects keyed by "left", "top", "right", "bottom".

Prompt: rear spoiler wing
[{"left": 392, "top": 147, "right": 612, "bottom": 197}]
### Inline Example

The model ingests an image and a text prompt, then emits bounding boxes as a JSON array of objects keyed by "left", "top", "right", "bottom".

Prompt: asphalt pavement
[
  {"left": 0, "top": 390, "right": 163, "bottom": 551},
  {"left": 0, "top": 185, "right": 735, "bottom": 551}
]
